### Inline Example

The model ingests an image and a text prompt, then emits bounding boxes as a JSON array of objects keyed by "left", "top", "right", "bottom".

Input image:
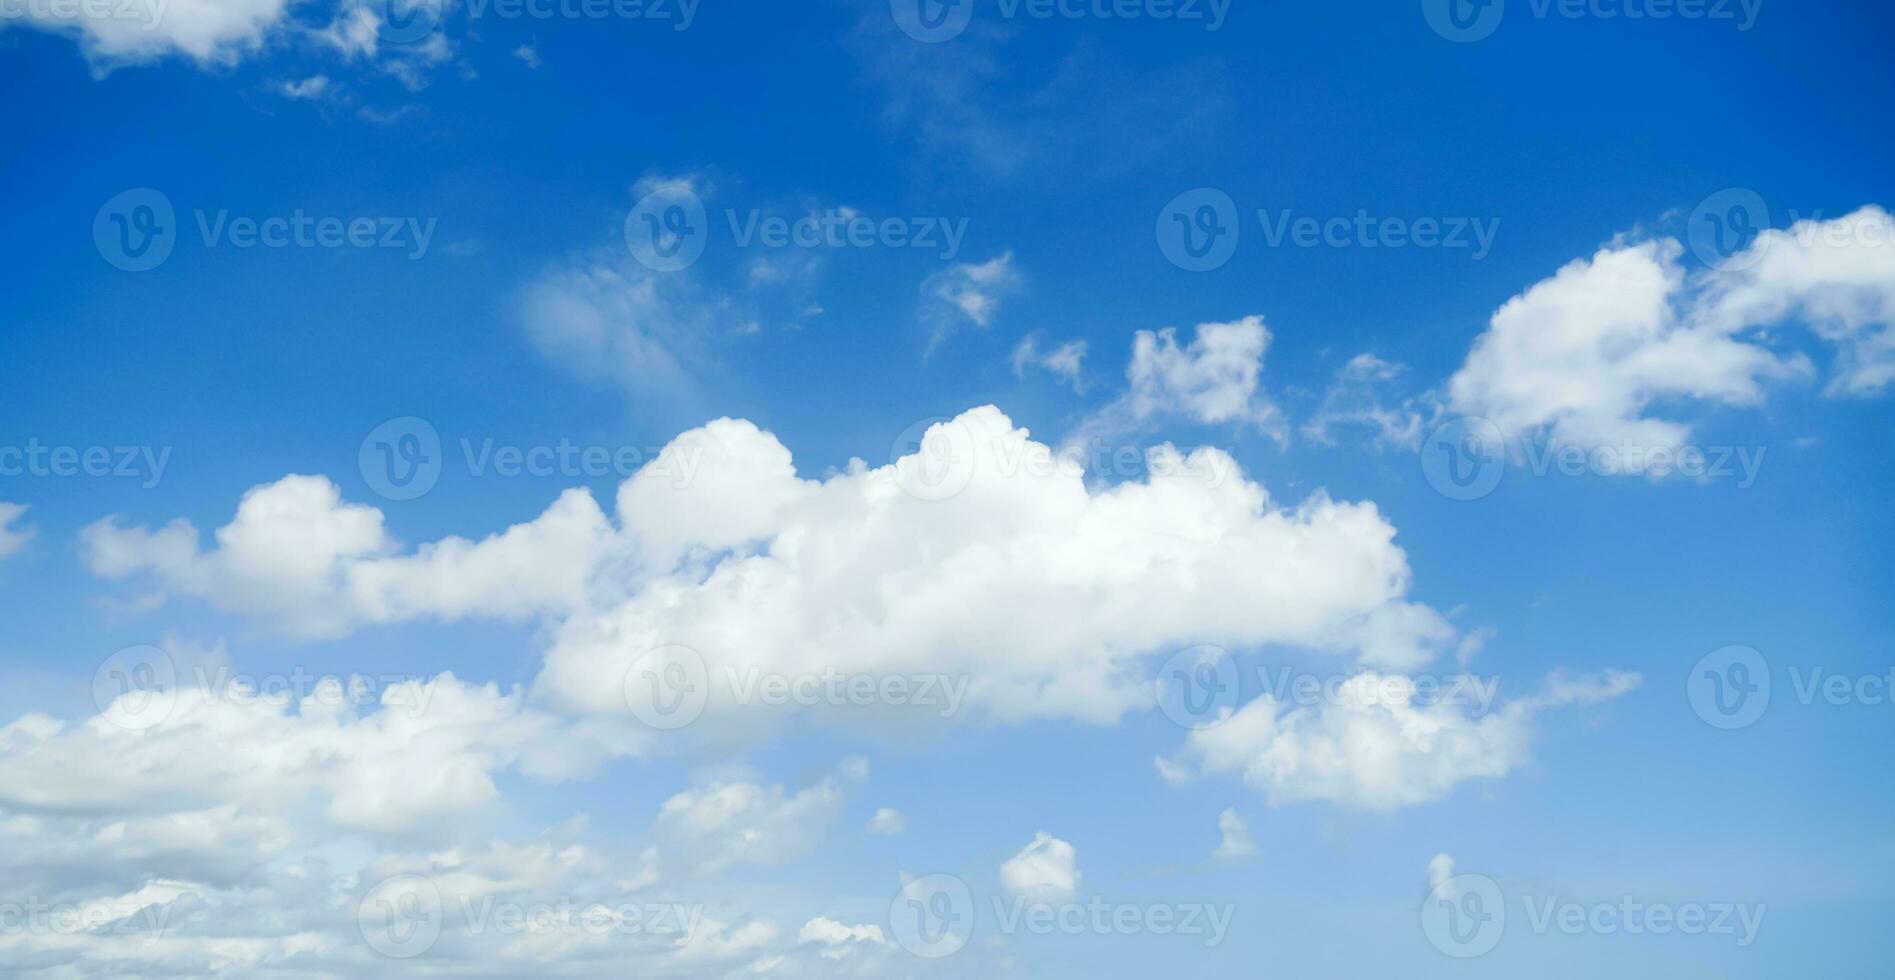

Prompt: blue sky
[{"left": 1, "top": 0, "right": 1892, "bottom": 976}]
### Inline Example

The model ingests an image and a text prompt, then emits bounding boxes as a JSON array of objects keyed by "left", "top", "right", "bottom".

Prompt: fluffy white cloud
[
  {"left": 1447, "top": 206, "right": 1895, "bottom": 466},
  {"left": 1695, "top": 206, "right": 1895, "bottom": 396},
  {"left": 797, "top": 916, "right": 887, "bottom": 959},
  {"left": 1072, "top": 317, "right": 1287, "bottom": 449},
  {"left": 0, "top": 672, "right": 599, "bottom": 839},
  {"left": 538, "top": 404, "right": 1458, "bottom": 730},
  {"left": 1213, "top": 807, "right": 1255, "bottom": 861},
  {"left": 1166, "top": 670, "right": 1639, "bottom": 810},
  {"left": 0, "top": 503, "right": 33, "bottom": 563},
  {"left": 999, "top": 832, "right": 1079, "bottom": 906},
  {"left": 81, "top": 476, "right": 612, "bottom": 639},
  {"left": 85, "top": 406, "right": 1457, "bottom": 730},
  {"left": 4, "top": 0, "right": 293, "bottom": 73}
]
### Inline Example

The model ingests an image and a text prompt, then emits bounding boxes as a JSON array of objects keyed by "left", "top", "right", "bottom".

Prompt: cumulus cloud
[
  {"left": 999, "top": 832, "right": 1079, "bottom": 906},
  {"left": 1072, "top": 316, "right": 1287, "bottom": 450},
  {"left": 1213, "top": 808, "right": 1255, "bottom": 861},
  {"left": 1011, "top": 333, "right": 1088, "bottom": 391},
  {"left": 1428, "top": 853, "right": 1457, "bottom": 897},
  {"left": 923, "top": 251, "right": 1022, "bottom": 348},
  {"left": 1164, "top": 670, "right": 1639, "bottom": 811},
  {"left": 86, "top": 406, "right": 1458, "bottom": 733},
  {"left": 81, "top": 476, "right": 613, "bottom": 639},
  {"left": 1446, "top": 206, "right": 1895, "bottom": 467},
  {"left": 0, "top": 503, "right": 34, "bottom": 564}
]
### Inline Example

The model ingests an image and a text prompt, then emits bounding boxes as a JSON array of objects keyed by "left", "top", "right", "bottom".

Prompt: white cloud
[
  {"left": 1213, "top": 808, "right": 1255, "bottom": 861},
  {"left": 277, "top": 74, "right": 332, "bottom": 100},
  {"left": 651, "top": 768, "right": 849, "bottom": 876},
  {"left": 513, "top": 42, "right": 541, "bottom": 69},
  {"left": 1428, "top": 853, "right": 1457, "bottom": 897},
  {"left": 866, "top": 807, "right": 907, "bottom": 836},
  {"left": 81, "top": 476, "right": 613, "bottom": 639},
  {"left": 1695, "top": 206, "right": 1895, "bottom": 396},
  {"left": 999, "top": 832, "right": 1079, "bottom": 906},
  {"left": 1011, "top": 334, "right": 1088, "bottom": 391},
  {"left": 923, "top": 251, "right": 1022, "bottom": 347},
  {"left": 1072, "top": 316, "right": 1287, "bottom": 449},
  {"left": 1165, "top": 670, "right": 1639, "bottom": 811},
  {"left": 1447, "top": 206, "right": 1895, "bottom": 468},
  {"left": 87, "top": 406, "right": 1458, "bottom": 732},
  {"left": 0, "top": 503, "right": 34, "bottom": 564},
  {"left": 6, "top": 0, "right": 293, "bottom": 74},
  {"left": 797, "top": 917, "right": 887, "bottom": 959}
]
